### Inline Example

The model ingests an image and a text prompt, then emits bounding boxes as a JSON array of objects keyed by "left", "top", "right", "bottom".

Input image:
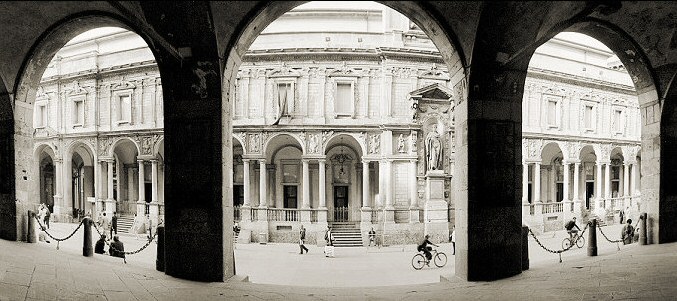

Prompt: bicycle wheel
[
  {"left": 576, "top": 236, "right": 585, "bottom": 248},
  {"left": 562, "top": 238, "right": 572, "bottom": 249},
  {"left": 434, "top": 252, "right": 448, "bottom": 267},
  {"left": 412, "top": 254, "right": 426, "bottom": 270}
]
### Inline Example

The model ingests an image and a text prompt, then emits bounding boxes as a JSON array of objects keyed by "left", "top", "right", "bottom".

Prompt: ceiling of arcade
[{"left": 0, "top": 2, "right": 675, "bottom": 115}]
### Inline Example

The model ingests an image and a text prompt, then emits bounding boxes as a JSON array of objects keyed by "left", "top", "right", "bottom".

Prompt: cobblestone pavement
[{"left": 2, "top": 222, "right": 675, "bottom": 300}]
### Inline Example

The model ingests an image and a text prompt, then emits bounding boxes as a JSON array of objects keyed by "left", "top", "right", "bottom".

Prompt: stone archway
[{"left": 219, "top": 0, "right": 467, "bottom": 281}]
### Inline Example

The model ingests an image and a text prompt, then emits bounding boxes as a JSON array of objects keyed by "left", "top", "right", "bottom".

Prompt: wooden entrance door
[{"left": 333, "top": 186, "right": 348, "bottom": 221}]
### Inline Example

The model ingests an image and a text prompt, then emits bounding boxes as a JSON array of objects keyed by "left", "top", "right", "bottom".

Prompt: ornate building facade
[
  {"left": 522, "top": 34, "right": 641, "bottom": 233},
  {"left": 33, "top": 28, "right": 165, "bottom": 230},
  {"left": 30, "top": 4, "right": 641, "bottom": 243},
  {"left": 231, "top": 4, "right": 641, "bottom": 243}
]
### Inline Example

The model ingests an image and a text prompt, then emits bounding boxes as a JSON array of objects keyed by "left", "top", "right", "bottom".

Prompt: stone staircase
[
  {"left": 117, "top": 215, "right": 136, "bottom": 234},
  {"left": 330, "top": 222, "right": 363, "bottom": 247}
]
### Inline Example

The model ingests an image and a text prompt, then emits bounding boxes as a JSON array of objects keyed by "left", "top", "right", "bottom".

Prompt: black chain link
[
  {"left": 528, "top": 222, "right": 590, "bottom": 262},
  {"left": 34, "top": 215, "right": 84, "bottom": 242},
  {"left": 93, "top": 222, "right": 158, "bottom": 256},
  {"left": 596, "top": 223, "right": 623, "bottom": 244}
]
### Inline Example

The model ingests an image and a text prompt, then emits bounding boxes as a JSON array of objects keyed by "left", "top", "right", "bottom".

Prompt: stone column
[
  {"left": 137, "top": 159, "right": 146, "bottom": 217},
  {"left": 318, "top": 159, "right": 327, "bottom": 223},
  {"left": 301, "top": 159, "right": 311, "bottom": 222},
  {"left": 106, "top": 159, "right": 115, "bottom": 214},
  {"left": 53, "top": 159, "right": 63, "bottom": 217},
  {"left": 533, "top": 163, "right": 541, "bottom": 203},
  {"left": 604, "top": 163, "right": 611, "bottom": 199},
  {"left": 302, "top": 159, "right": 310, "bottom": 209},
  {"left": 623, "top": 163, "right": 630, "bottom": 197},
  {"left": 562, "top": 162, "right": 569, "bottom": 202},
  {"left": 595, "top": 162, "right": 603, "bottom": 205},
  {"left": 150, "top": 159, "right": 159, "bottom": 222},
  {"left": 259, "top": 160, "right": 267, "bottom": 208},
  {"left": 409, "top": 159, "right": 419, "bottom": 223},
  {"left": 362, "top": 160, "right": 370, "bottom": 209},
  {"left": 385, "top": 160, "right": 393, "bottom": 209},
  {"left": 243, "top": 159, "right": 250, "bottom": 207},
  {"left": 573, "top": 162, "right": 581, "bottom": 217},
  {"left": 632, "top": 162, "right": 639, "bottom": 195},
  {"left": 522, "top": 163, "right": 529, "bottom": 204},
  {"left": 319, "top": 159, "right": 327, "bottom": 208},
  {"left": 562, "top": 161, "right": 571, "bottom": 220},
  {"left": 549, "top": 165, "right": 556, "bottom": 203}
]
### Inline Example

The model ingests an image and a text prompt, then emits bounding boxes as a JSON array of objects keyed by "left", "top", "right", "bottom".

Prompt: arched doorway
[{"left": 69, "top": 145, "right": 95, "bottom": 220}]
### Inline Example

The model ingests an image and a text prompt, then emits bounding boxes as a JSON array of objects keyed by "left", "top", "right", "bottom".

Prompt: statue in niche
[
  {"left": 425, "top": 124, "right": 443, "bottom": 171},
  {"left": 397, "top": 134, "right": 406, "bottom": 153},
  {"left": 309, "top": 134, "right": 319, "bottom": 153},
  {"left": 369, "top": 134, "right": 380, "bottom": 154}
]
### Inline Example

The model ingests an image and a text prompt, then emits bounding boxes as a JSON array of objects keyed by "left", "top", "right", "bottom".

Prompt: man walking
[
  {"left": 99, "top": 212, "right": 111, "bottom": 241},
  {"left": 111, "top": 212, "right": 118, "bottom": 237},
  {"left": 299, "top": 225, "right": 309, "bottom": 254}
]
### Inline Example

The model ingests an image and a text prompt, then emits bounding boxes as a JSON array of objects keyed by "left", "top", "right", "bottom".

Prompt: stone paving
[{"left": 1, "top": 222, "right": 677, "bottom": 300}]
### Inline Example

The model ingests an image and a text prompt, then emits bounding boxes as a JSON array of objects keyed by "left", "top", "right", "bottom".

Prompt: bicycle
[
  {"left": 412, "top": 248, "right": 447, "bottom": 270},
  {"left": 562, "top": 231, "right": 585, "bottom": 249}
]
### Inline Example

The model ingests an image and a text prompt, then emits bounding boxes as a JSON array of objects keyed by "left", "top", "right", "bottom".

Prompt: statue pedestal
[{"left": 424, "top": 170, "right": 449, "bottom": 243}]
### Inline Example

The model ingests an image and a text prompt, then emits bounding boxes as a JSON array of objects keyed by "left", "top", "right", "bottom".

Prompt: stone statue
[
  {"left": 397, "top": 134, "right": 406, "bottom": 153},
  {"left": 425, "top": 124, "right": 442, "bottom": 171}
]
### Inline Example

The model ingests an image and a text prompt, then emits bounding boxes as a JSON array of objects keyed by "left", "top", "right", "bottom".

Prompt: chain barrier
[
  {"left": 595, "top": 221, "right": 623, "bottom": 251},
  {"left": 92, "top": 223, "right": 158, "bottom": 263},
  {"left": 34, "top": 214, "right": 85, "bottom": 250},
  {"left": 528, "top": 222, "right": 590, "bottom": 263}
]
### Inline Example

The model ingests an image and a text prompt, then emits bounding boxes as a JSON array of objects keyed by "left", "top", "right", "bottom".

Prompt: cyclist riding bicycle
[
  {"left": 417, "top": 234, "right": 439, "bottom": 264},
  {"left": 565, "top": 217, "right": 581, "bottom": 242}
]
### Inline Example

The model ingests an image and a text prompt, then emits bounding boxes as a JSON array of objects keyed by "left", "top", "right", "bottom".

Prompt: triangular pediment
[{"left": 409, "top": 83, "right": 453, "bottom": 101}]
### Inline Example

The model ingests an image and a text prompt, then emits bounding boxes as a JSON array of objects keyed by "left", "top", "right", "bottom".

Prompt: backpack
[{"left": 565, "top": 220, "right": 575, "bottom": 230}]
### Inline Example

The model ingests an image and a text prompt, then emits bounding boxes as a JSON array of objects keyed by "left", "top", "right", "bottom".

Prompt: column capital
[
  {"left": 317, "top": 158, "right": 327, "bottom": 163},
  {"left": 258, "top": 159, "right": 266, "bottom": 164},
  {"left": 137, "top": 158, "right": 146, "bottom": 163},
  {"left": 150, "top": 159, "right": 159, "bottom": 163},
  {"left": 242, "top": 158, "right": 251, "bottom": 163},
  {"left": 53, "top": 158, "right": 63, "bottom": 164}
]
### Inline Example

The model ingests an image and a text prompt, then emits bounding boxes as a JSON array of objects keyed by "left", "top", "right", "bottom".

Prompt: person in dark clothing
[
  {"left": 622, "top": 219, "right": 635, "bottom": 245},
  {"left": 299, "top": 225, "right": 309, "bottom": 254},
  {"left": 43, "top": 205, "right": 51, "bottom": 229},
  {"left": 109, "top": 235, "right": 127, "bottom": 263},
  {"left": 95, "top": 234, "right": 107, "bottom": 254},
  {"left": 565, "top": 217, "right": 581, "bottom": 242},
  {"left": 111, "top": 212, "right": 118, "bottom": 237},
  {"left": 417, "top": 234, "right": 439, "bottom": 264}
]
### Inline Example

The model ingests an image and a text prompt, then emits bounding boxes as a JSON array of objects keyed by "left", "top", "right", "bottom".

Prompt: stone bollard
[
  {"left": 521, "top": 226, "right": 529, "bottom": 271},
  {"left": 156, "top": 226, "right": 165, "bottom": 272},
  {"left": 639, "top": 212, "right": 647, "bottom": 245},
  {"left": 27, "top": 210, "right": 37, "bottom": 243},
  {"left": 587, "top": 219, "right": 597, "bottom": 256},
  {"left": 83, "top": 217, "right": 93, "bottom": 257}
]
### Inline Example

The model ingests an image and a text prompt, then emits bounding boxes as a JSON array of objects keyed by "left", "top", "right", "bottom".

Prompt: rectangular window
[
  {"left": 277, "top": 82, "right": 294, "bottom": 116},
  {"left": 335, "top": 82, "right": 353, "bottom": 116},
  {"left": 584, "top": 105, "right": 594, "bottom": 130},
  {"left": 35, "top": 103, "right": 47, "bottom": 128},
  {"left": 613, "top": 109, "right": 623, "bottom": 134},
  {"left": 72, "top": 98, "right": 84, "bottom": 126},
  {"left": 282, "top": 163, "right": 299, "bottom": 183},
  {"left": 547, "top": 99, "right": 558, "bottom": 127},
  {"left": 117, "top": 95, "right": 132, "bottom": 123}
]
